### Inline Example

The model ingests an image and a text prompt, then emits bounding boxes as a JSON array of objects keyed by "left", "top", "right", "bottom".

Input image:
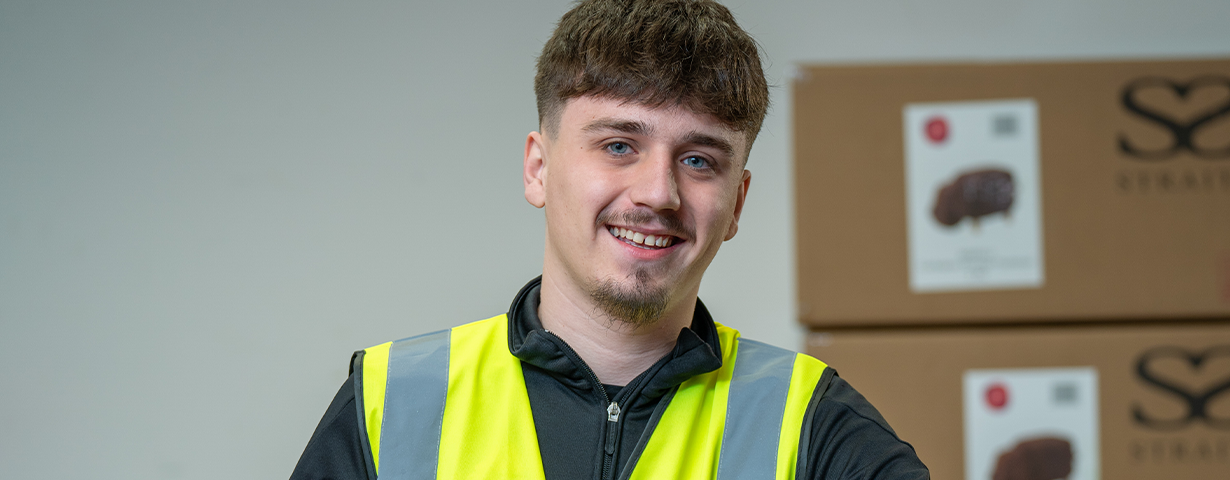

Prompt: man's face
[{"left": 524, "top": 96, "right": 751, "bottom": 325}]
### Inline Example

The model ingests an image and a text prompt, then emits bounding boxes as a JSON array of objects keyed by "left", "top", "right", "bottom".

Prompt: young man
[{"left": 292, "top": 1, "right": 929, "bottom": 479}]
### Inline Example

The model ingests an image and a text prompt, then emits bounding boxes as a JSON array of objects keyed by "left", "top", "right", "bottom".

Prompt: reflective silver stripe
[
  {"left": 716, "top": 339, "right": 796, "bottom": 480},
  {"left": 380, "top": 329, "right": 451, "bottom": 480}
]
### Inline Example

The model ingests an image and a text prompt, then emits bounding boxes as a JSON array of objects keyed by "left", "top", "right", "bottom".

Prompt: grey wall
[{"left": 1, "top": 1, "right": 1227, "bottom": 478}]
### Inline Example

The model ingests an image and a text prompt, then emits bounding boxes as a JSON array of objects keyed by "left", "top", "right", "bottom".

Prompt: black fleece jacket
[{"left": 291, "top": 278, "right": 929, "bottom": 480}]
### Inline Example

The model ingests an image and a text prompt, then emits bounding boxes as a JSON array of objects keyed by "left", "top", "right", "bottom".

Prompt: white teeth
[{"left": 608, "top": 226, "right": 675, "bottom": 248}]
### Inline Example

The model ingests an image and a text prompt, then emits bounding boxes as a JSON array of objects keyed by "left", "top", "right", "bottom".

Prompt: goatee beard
[{"left": 589, "top": 268, "right": 668, "bottom": 328}]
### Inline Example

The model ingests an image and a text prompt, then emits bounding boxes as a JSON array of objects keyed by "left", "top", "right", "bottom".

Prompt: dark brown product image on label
[
  {"left": 991, "top": 437, "right": 1073, "bottom": 480},
  {"left": 932, "top": 168, "right": 1015, "bottom": 227}
]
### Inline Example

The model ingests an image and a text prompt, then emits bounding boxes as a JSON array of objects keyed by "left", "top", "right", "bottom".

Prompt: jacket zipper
[
  {"left": 605, "top": 401, "right": 621, "bottom": 479},
  {"left": 544, "top": 330, "right": 622, "bottom": 480}
]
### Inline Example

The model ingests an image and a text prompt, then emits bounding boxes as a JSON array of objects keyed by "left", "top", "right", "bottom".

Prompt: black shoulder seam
[
  {"left": 350, "top": 350, "right": 377, "bottom": 480},
  {"left": 796, "top": 366, "right": 836, "bottom": 479}
]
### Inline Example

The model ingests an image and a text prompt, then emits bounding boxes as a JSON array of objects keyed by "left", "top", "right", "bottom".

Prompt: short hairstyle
[{"left": 534, "top": 0, "right": 769, "bottom": 146}]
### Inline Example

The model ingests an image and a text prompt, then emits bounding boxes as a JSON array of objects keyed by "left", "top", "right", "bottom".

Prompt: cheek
[
  {"left": 696, "top": 186, "right": 739, "bottom": 228},
  {"left": 565, "top": 169, "right": 620, "bottom": 204},
  {"left": 546, "top": 170, "right": 619, "bottom": 232}
]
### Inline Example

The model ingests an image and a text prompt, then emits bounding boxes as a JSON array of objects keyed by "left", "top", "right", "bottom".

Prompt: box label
[
  {"left": 964, "top": 367, "right": 1100, "bottom": 480},
  {"left": 904, "top": 99, "right": 1045, "bottom": 292}
]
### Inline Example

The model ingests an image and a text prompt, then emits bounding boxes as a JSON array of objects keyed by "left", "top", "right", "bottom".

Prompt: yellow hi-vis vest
[{"left": 358, "top": 315, "right": 829, "bottom": 480}]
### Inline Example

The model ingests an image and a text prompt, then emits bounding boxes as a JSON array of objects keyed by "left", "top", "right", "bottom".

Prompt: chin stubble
[{"left": 589, "top": 268, "right": 669, "bottom": 328}]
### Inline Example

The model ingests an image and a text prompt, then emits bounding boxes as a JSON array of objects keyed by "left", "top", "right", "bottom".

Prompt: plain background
[{"left": 1, "top": 1, "right": 1227, "bottom": 478}]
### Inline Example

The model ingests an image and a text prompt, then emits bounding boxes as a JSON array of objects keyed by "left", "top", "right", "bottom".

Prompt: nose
[{"left": 628, "top": 153, "right": 681, "bottom": 211}]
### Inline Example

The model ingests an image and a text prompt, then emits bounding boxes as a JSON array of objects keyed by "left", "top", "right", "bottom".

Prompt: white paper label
[
  {"left": 964, "top": 367, "right": 1100, "bottom": 480},
  {"left": 904, "top": 99, "right": 1044, "bottom": 292}
]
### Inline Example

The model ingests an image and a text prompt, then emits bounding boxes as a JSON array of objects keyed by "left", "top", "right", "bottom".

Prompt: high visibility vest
[{"left": 358, "top": 315, "right": 828, "bottom": 480}]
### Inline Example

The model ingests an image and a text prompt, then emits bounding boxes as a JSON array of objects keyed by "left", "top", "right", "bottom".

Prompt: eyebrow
[
  {"left": 582, "top": 118, "right": 736, "bottom": 157},
  {"left": 582, "top": 118, "right": 653, "bottom": 136},
  {"left": 681, "top": 132, "right": 735, "bottom": 157}
]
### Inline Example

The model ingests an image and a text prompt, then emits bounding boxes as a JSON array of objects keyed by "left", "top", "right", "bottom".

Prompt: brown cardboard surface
[
  {"left": 806, "top": 322, "right": 1230, "bottom": 480},
  {"left": 794, "top": 59, "right": 1230, "bottom": 327}
]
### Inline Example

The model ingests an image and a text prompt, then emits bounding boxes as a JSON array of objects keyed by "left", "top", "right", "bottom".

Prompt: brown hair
[{"left": 534, "top": 0, "right": 769, "bottom": 146}]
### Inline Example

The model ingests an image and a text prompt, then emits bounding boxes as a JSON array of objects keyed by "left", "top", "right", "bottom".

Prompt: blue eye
[
  {"left": 682, "top": 156, "right": 709, "bottom": 169},
  {"left": 607, "top": 142, "right": 631, "bottom": 154}
]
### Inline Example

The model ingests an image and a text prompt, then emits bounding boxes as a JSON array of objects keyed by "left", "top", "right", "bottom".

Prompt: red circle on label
[
  {"left": 985, "top": 383, "right": 1009, "bottom": 410},
  {"left": 925, "top": 116, "right": 949, "bottom": 143}
]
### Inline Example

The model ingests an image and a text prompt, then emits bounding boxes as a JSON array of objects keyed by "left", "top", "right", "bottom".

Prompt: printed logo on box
[
  {"left": 1127, "top": 344, "right": 1230, "bottom": 467},
  {"left": 1133, "top": 345, "right": 1230, "bottom": 431},
  {"left": 1115, "top": 75, "right": 1230, "bottom": 195},
  {"left": 1118, "top": 76, "right": 1230, "bottom": 161}
]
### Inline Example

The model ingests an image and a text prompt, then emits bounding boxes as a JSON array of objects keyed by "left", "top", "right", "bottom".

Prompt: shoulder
[
  {"left": 813, "top": 375, "right": 900, "bottom": 438},
  {"left": 726, "top": 337, "right": 829, "bottom": 397},
  {"left": 734, "top": 337, "right": 826, "bottom": 368},
  {"left": 289, "top": 370, "right": 372, "bottom": 480},
  {"left": 802, "top": 374, "right": 930, "bottom": 479}
]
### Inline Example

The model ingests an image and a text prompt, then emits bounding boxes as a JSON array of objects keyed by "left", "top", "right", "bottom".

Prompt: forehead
[{"left": 556, "top": 96, "right": 749, "bottom": 156}]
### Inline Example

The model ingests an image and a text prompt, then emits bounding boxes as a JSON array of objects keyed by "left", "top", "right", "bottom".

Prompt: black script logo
[
  {"left": 1133, "top": 346, "right": 1230, "bottom": 430},
  {"left": 1119, "top": 76, "right": 1230, "bottom": 160}
]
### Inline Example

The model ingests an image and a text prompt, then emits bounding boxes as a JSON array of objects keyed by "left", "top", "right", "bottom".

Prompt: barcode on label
[
  {"left": 993, "top": 114, "right": 1018, "bottom": 137},
  {"left": 1053, "top": 382, "right": 1078, "bottom": 405}
]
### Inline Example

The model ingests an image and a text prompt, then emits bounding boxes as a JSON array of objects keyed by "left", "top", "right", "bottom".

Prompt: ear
[
  {"left": 723, "top": 169, "right": 751, "bottom": 241},
  {"left": 524, "top": 131, "right": 547, "bottom": 208}
]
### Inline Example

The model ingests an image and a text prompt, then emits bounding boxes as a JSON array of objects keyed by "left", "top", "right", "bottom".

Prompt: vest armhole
[
  {"left": 795, "top": 366, "right": 836, "bottom": 479},
  {"left": 350, "top": 350, "right": 378, "bottom": 480}
]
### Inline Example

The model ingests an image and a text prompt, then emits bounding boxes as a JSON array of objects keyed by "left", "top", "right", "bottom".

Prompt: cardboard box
[
  {"left": 794, "top": 59, "right": 1230, "bottom": 327},
  {"left": 806, "top": 322, "right": 1230, "bottom": 480}
]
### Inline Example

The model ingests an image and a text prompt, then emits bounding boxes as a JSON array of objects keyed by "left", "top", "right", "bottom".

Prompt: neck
[{"left": 537, "top": 272, "right": 697, "bottom": 386}]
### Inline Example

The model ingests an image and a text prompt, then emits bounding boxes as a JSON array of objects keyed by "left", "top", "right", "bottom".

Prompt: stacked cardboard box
[{"left": 794, "top": 59, "right": 1230, "bottom": 479}]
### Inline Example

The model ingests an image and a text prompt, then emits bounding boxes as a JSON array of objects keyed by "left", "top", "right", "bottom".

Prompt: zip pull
[{"left": 604, "top": 401, "right": 622, "bottom": 457}]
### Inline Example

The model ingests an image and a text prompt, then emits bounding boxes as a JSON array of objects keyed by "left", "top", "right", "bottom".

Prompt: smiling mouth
[{"left": 607, "top": 226, "right": 678, "bottom": 249}]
